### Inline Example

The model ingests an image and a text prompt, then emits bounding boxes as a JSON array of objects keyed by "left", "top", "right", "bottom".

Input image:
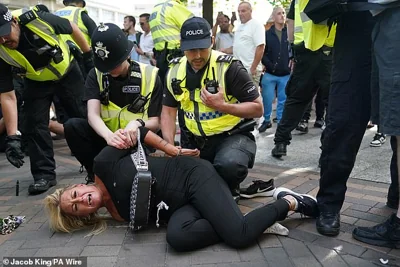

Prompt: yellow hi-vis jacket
[
  {"left": 96, "top": 63, "right": 159, "bottom": 132},
  {"left": 149, "top": 0, "right": 193, "bottom": 51},
  {"left": 294, "top": 0, "right": 337, "bottom": 51},
  {"left": 54, "top": 6, "right": 91, "bottom": 45},
  {"left": 0, "top": 9, "right": 73, "bottom": 81},
  {"left": 166, "top": 51, "right": 241, "bottom": 137}
]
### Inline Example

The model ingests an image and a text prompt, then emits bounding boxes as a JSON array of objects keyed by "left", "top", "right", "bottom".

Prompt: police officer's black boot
[
  {"left": 85, "top": 172, "right": 95, "bottom": 184},
  {"left": 272, "top": 143, "right": 287, "bottom": 158}
]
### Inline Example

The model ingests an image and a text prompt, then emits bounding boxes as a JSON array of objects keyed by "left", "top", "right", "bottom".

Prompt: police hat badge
[
  {"left": 97, "top": 22, "right": 109, "bottom": 32},
  {"left": 95, "top": 42, "right": 110, "bottom": 60}
]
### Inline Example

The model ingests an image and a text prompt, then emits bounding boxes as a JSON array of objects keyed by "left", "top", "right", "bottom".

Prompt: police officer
[
  {"left": 270, "top": 0, "right": 336, "bottom": 158},
  {"left": 55, "top": 0, "right": 96, "bottom": 46},
  {"left": 64, "top": 23, "right": 163, "bottom": 183},
  {"left": 149, "top": 0, "right": 193, "bottom": 83},
  {"left": 161, "top": 17, "right": 263, "bottom": 199},
  {"left": 0, "top": 4, "right": 92, "bottom": 194}
]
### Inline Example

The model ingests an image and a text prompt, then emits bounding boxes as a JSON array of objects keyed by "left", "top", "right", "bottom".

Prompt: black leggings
[{"left": 95, "top": 145, "right": 290, "bottom": 252}]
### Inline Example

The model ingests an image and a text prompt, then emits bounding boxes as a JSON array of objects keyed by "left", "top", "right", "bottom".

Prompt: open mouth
[{"left": 87, "top": 194, "right": 92, "bottom": 206}]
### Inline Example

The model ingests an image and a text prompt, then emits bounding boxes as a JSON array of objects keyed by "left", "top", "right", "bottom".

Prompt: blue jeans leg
[
  {"left": 261, "top": 73, "right": 277, "bottom": 123},
  {"left": 276, "top": 75, "right": 290, "bottom": 121}
]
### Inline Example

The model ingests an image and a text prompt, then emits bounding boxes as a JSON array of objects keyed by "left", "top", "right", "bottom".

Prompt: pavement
[{"left": 0, "top": 115, "right": 398, "bottom": 267}]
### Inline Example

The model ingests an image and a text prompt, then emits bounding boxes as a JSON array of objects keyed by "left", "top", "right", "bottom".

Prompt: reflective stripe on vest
[
  {"left": 96, "top": 63, "right": 159, "bottom": 132},
  {"left": 294, "top": 0, "right": 336, "bottom": 51},
  {"left": 166, "top": 51, "right": 241, "bottom": 137},
  {"left": 0, "top": 10, "right": 72, "bottom": 81},
  {"left": 149, "top": 0, "right": 186, "bottom": 50},
  {"left": 54, "top": 6, "right": 91, "bottom": 45}
]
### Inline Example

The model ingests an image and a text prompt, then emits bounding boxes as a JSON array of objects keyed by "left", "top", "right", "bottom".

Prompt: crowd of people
[{"left": 0, "top": 0, "right": 399, "bottom": 252}]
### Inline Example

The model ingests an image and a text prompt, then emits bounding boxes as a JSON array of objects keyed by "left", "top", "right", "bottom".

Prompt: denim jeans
[{"left": 261, "top": 73, "right": 290, "bottom": 123}]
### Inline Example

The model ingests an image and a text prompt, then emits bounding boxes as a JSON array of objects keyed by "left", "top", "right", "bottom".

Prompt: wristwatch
[{"left": 136, "top": 119, "right": 145, "bottom": 127}]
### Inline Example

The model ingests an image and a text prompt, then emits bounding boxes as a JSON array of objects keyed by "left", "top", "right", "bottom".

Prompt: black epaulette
[
  {"left": 169, "top": 57, "right": 182, "bottom": 64},
  {"left": 18, "top": 10, "right": 37, "bottom": 26},
  {"left": 216, "top": 54, "right": 234, "bottom": 64}
]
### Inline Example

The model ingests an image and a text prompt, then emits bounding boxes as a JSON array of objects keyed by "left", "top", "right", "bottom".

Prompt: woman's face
[{"left": 60, "top": 184, "right": 103, "bottom": 216}]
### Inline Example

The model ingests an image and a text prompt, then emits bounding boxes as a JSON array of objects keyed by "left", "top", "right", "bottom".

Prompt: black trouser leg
[
  {"left": 155, "top": 54, "right": 168, "bottom": 85},
  {"left": 302, "top": 101, "right": 312, "bottom": 121},
  {"left": 212, "top": 134, "right": 256, "bottom": 190},
  {"left": 315, "top": 88, "right": 325, "bottom": 120},
  {"left": 64, "top": 118, "right": 106, "bottom": 174},
  {"left": 55, "top": 62, "right": 87, "bottom": 120},
  {"left": 389, "top": 136, "right": 399, "bottom": 203},
  {"left": 23, "top": 79, "right": 55, "bottom": 181},
  {"left": 166, "top": 162, "right": 289, "bottom": 251},
  {"left": 317, "top": 11, "right": 374, "bottom": 213},
  {"left": 274, "top": 49, "right": 331, "bottom": 145}
]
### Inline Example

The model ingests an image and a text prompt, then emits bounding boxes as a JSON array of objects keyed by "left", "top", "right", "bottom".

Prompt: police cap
[{"left": 91, "top": 23, "right": 134, "bottom": 73}]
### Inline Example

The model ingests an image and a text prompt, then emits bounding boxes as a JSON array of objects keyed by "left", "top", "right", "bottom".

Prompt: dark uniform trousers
[
  {"left": 64, "top": 118, "right": 107, "bottom": 176},
  {"left": 184, "top": 131, "right": 257, "bottom": 191},
  {"left": 302, "top": 85, "right": 325, "bottom": 122},
  {"left": 274, "top": 45, "right": 332, "bottom": 145},
  {"left": 23, "top": 61, "right": 86, "bottom": 182},
  {"left": 317, "top": 11, "right": 374, "bottom": 213}
]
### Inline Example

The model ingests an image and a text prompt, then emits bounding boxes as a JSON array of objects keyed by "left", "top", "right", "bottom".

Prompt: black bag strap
[{"left": 341, "top": 1, "right": 400, "bottom": 12}]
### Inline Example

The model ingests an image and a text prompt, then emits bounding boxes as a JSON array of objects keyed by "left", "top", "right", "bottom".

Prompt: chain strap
[{"left": 130, "top": 129, "right": 148, "bottom": 171}]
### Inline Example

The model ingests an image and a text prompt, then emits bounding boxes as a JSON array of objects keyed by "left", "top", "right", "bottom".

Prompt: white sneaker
[
  {"left": 264, "top": 222, "right": 289, "bottom": 236},
  {"left": 370, "top": 133, "right": 386, "bottom": 147}
]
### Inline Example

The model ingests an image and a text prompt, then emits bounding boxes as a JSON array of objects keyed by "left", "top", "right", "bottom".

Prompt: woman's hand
[
  {"left": 179, "top": 148, "right": 200, "bottom": 157},
  {"left": 106, "top": 129, "right": 130, "bottom": 149}
]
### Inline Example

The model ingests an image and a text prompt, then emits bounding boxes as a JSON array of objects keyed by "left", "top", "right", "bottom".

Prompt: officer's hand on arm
[
  {"left": 179, "top": 148, "right": 200, "bottom": 157},
  {"left": 5, "top": 134, "right": 24, "bottom": 168},
  {"left": 200, "top": 86, "right": 226, "bottom": 110},
  {"left": 106, "top": 129, "right": 130, "bottom": 149},
  {"left": 123, "top": 120, "right": 141, "bottom": 147}
]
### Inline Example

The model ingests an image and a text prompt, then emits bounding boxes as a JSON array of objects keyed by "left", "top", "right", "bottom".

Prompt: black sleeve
[
  {"left": 287, "top": 0, "right": 295, "bottom": 20},
  {"left": 225, "top": 61, "right": 260, "bottom": 102},
  {"left": 81, "top": 12, "right": 97, "bottom": 37},
  {"left": 37, "top": 11, "right": 73, "bottom": 34},
  {"left": 162, "top": 72, "right": 179, "bottom": 107},
  {"left": 83, "top": 68, "right": 101, "bottom": 101},
  {"left": 147, "top": 76, "right": 163, "bottom": 117},
  {"left": 0, "top": 59, "right": 14, "bottom": 93}
]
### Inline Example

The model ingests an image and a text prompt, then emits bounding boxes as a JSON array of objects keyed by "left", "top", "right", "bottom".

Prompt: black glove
[
  {"left": 82, "top": 50, "right": 94, "bottom": 75},
  {"left": 5, "top": 135, "right": 25, "bottom": 168}
]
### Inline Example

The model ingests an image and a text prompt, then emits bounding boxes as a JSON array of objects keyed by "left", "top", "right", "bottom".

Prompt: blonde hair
[{"left": 43, "top": 186, "right": 107, "bottom": 236}]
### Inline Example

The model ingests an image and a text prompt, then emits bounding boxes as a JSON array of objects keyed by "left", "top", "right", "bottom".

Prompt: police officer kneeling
[
  {"left": 161, "top": 17, "right": 263, "bottom": 198},
  {"left": 64, "top": 23, "right": 162, "bottom": 183}
]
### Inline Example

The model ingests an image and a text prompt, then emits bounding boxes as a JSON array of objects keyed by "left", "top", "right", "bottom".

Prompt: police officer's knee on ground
[
  {"left": 64, "top": 23, "right": 163, "bottom": 183},
  {"left": 161, "top": 17, "right": 263, "bottom": 197}
]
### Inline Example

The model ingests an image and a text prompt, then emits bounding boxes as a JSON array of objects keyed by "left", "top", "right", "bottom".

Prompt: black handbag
[{"left": 304, "top": 0, "right": 400, "bottom": 24}]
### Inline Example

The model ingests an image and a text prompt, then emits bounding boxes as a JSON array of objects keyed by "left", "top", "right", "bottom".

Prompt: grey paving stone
[
  {"left": 88, "top": 233, "right": 125, "bottom": 245},
  {"left": 344, "top": 196, "right": 377, "bottom": 207},
  {"left": 307, "top": 244, "right": 348, "bottom": 267},
  {"left": 21, "top": 238, "right": 69, "bottom": 249},
  {"left": 124, "top": 233, "right": 167, "bottom": 244},
  {"left": 342, "top": 209, "right": 387, "bottom": 223},
  {"left": 166, "top": 250, "right": 192, "bottom": 267},
  {"left": 292, "top": 256, "right": 322, "bottom": 267},
  {"left": 0, "top": 240, "right": 26, "bottom": 256},
  {"left": 190, "top": 250, "right": 241, "bottom": 265},
  {"left": 87, "top": 257, "right": 117, "bottom": 267},
  {"left": 361, "top": 249, "right": 400, "bottom": 266},
  {"left": 312, "top": 236, "right": 367, "bottom": 257},
  {"left": 35, "top": 246, "right": 84, "bottom": 257},
  {"left": 192, "top": 262, "right": 269, "bottom": 267},
  {"left": 119, "top": 243, "right": 166, "bottom": 256},
  {"left": 11, "top": 248, "right": 38, "bottom": 257},
  {"left": 288, "top": 229, "right": 319, "bottom": 243},
  {"left": 80, "top": 246, "right": 121, "bottom": 257},
  {"left": 350, "top": 204, "right": 372, "bottom": 212},
  {"left": 116, "top": 253, "right": 165, "bottom": 267},
  {"left": 341, "top": 254, "right": 379, "bottom": 267},
  {"left": 237, "top": 245, "right": 265, "bottom": 262},
  {"left": 257, "top": 234, "right": 282, "bottom": 248},
  {"left": 262, "top": 247, "right": 294, "bottom": 267},
  {"left": 292, "top": 182, "right": 317, "bottom": 194},
  {"left": 279, "top": 237, "right": 314, "bottom": 258}
]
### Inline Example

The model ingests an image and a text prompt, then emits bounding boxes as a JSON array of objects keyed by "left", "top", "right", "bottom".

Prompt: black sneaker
[
  {"left": 85, "top": 172, "right": 95, "bottom": 184},
  {"left": 258, "top": 121, "right": 272, "bottom": 133},
  {"left": 232, "top": 185, "right": 240, "bottom": 204},
  {"left": 370, "top": 133, "right": 386, "bottom": 147},
  {"left": 352, "top": 214, "right": 400, "bottom": 248},
  {"left": 272, "top": 143, "right": 287, "bottom": 158},
  {"left": 273, "top": 187, "right": 319, "bottom": 218},
  {"left": 240, "top": 179, "right": 276, "bottom": 198},
  {"left": 314, "top": 118, "right": 325, "bottom": 128},
  {"left": 296, "top": 120, "right": 309, "bottom": 133},
  {"left": 272, "top": 118, "right": 278, "bottom": 123}
]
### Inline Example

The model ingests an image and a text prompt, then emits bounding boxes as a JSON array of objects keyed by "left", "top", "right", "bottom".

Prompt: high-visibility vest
[
  {"left": 149, "top": 0, "right": 193, "bottom": 51},
  {"left": 96, "top": 62, "right": 159, "bottom": 132},
  {"left": 294, "top": 0, "right": 337, "bottom": 51},
  {"left": 0, "top": 9, "right": 72, "bottom": 81},
  {"left": 166, "top": 51, "right": 242, "bottom": 137},
  {"left": 54, "top": 6, "right": 91, "bottom": 45}
]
